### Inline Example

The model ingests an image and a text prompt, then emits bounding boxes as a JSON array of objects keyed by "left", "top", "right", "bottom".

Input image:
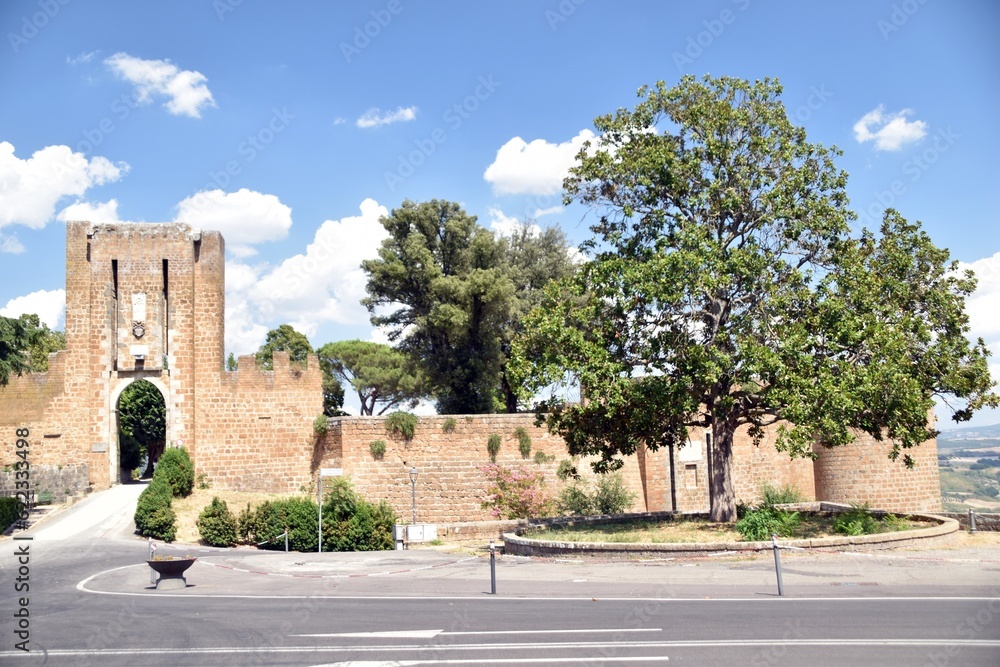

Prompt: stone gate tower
[{"left": 0, "top": 222, "right": 323, "bottom": 498}]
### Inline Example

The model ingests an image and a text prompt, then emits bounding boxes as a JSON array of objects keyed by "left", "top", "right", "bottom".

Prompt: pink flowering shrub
[{"left": 480, "top": 464, "right": 551, "bottom": 519}]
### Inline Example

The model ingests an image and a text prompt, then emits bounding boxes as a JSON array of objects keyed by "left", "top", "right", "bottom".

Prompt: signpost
[{"left": 317, "top": 468, "right": 343, "bottom": 553}]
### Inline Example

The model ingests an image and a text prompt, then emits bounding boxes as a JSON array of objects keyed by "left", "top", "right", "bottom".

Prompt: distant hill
[{"left": 937, "top": 423, "right": 1000, "bottom": 442}]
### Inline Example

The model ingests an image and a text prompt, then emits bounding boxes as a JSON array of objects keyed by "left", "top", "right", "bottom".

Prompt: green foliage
[
  {"left": 197, "top": 497, "right": 238, "bottom": 547},
  {"left": 736, "top": 507, "right": 800, "bottom": 541},
  {"left": 0, "top": 496, "right": 24, "bottom": 531},
  {"left": 134, "top": 476, "right": 176, "bottom": 541},
  {"left": 442, "top": 417, "right": 457, "bottom": 433},
  {"left": 833, "top": 503, "right": 881, "bottom": 536},
  {"left": 118, "top": 380, "right": 165, "bottom": 474},
  {"left": 17, "top": 313, "right": 65, "bottom": 372},
  {"left": 556, "top": 459, "right": 579, "bottom": 481},
  {"left": 255, "top": 324, "right": 313, "bottom": 370},
  {"left": 556, "top": 473, "right": 636, "bottom": 516},
  {"left": 317, "top": 340, "right": 427, "bottom": 416},
  {"left": 515, "top": 427, "right": 532, "bottom": 458},
  {"left": 197, "top": 473, "right": 211, "bottom": 490},
  {"left": 321, "top": 477, "right": 397, "bottom": 551},
  {"left": 369, "top": 439, "right": 387, "bottom": 460},
  {"left": 236, "top": 503, "right": 255, "bottom": 544},
  {"left": 509, "top": 75, "right": 999, "bottom": 523},
  {"left": 155, "top": 447, "right": 194, "bottom": 497},
  {"left": 480, "top": 464, "right": 551, "bottom": 519},
  {"left": 533, "top": 450, "right": 556, "bottom": 464},
  {"left": 385, "top": 411, "right": 417, "bottom": 440},
  {"left": 759, "top": 483, "right": 804, "bottom": 507},
  {"left": 0, "top": 315, "right": 32, "bottom": 386},
  {"left": 361, "top": 199, "right": 578, "bottom": 414},
  {"left": 249, "top": 497, "right": 319, "bottom": 551},
  {"left": 226, "top": 352, "right": 238, "bottom": 371},
  {"left": 313, "top": 414, "right": 329, "bottom": 436},
  {"left": 487, "top": 433, "right": 502, "bottom": 462}
]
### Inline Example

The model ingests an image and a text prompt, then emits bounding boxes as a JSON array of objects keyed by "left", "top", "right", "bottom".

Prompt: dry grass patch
[
  {"left": 524, "top": 519, "right": 744, "bottom": 544},
  {"left": 171, "top": 488, "right": 298, "bottom": 545}
]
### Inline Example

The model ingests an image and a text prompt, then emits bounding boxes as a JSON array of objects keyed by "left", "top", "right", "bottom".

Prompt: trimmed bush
[
  {"left": 197, "top": 497, "right": 238, "bottom": 547},
  {"left": 0, "top": 496, "right": 24, "bottom": 532},
  {"left": 156, "top": 447, "right": 194, "bottom": 497},
  {"left": 134, "top": 476, "right": 176, "bottom": 541},
  {"left": 251, "top": 497, "right": 319, "bottom": 551}
]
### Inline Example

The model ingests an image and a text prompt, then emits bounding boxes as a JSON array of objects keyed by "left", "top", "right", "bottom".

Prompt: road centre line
[{"left": 292, "top": 628, "right": 663, "bottom": 638}]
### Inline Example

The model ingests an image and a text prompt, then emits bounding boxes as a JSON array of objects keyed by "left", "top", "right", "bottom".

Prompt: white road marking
[{"left": 293, "top": 628, "right": 662, "bottom": 639}]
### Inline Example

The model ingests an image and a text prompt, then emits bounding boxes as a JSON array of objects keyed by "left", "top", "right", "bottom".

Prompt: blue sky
[{"left": 1, "top": 0, "right": 998, "bottom": 424}]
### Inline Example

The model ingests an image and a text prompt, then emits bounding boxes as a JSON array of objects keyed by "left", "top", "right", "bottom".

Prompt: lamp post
[{"left": 409, "top": 467, "right": 418, "bottom": 525}]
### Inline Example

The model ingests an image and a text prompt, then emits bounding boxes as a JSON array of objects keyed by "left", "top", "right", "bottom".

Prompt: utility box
[
  {"left": 405, "top": 524, "right": 438, "bottom": 543},
  {"left": 393, "top": 525, "right": 406, "bottom": 550}
]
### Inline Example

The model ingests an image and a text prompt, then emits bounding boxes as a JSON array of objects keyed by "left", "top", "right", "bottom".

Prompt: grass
[
  {"left": 521, "top": 513, "right": 922, "bottom": 544},
  {"left": 169, "top": 488, "right": 293, "bottom": 545}
]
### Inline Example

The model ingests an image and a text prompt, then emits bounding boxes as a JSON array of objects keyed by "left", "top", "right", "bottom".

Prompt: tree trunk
[
  {"left": 708, "top": 421, "right": 737, "bottom": 523},
  {"left": 500, "top": 370, "right": 519, "bottom": 413}
]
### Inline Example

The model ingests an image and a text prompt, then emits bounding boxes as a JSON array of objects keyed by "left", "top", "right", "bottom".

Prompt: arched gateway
[{"left": 0, "top": 222, "right": 323, "bottom": 498}]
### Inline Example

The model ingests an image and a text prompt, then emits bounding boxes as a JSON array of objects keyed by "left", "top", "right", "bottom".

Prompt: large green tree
[
  {"left": 317, "top": 340, "right": 426, "bottom": 416},
  {"left": 255, "top": 324, "right": 314, "bottom": 370},
  {"left": 118, "top": 379, "right": 166, "bottom": 477},
  {"left": 0, "top": 315, "right": 35, "bottom": 386},
  {"left": 511, "top": 75, "right": 997, "bottom": 522},
  {"left": 20, "top": 314, "right": 66, "bottom": 372},
  {"left": 362, "top": 200, "right": 577, "bottom": 414}
]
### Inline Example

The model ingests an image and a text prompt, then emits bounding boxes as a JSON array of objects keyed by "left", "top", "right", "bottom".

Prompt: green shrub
[
  {"left": 592, "top": 473, "right": 636, "bottom": 515},
  {"left": 735, "top": 506, "right": 800, "bottom": 541},
  {"left": 155, "top": 447, "right": 194, "bottom": 497},
  {"left": 321, "top": 477, "right": 397, "bottom": 551},
  {"left": 556, "top": 459, "right": 579, "bottom": 481},
  {"left": 313, "top": 414, "right": 329, "bottom": 436},
  {"left": 533, "top": 450, "right": 555, "bottom": 464},
  {"left": 881, "top": 512, "right": 908, "bottom": 532},
  {"left": 0, "top": 496, "right": 24, "bottom": 532},
  {"left": 487, "top": 433, "right": 502, "bottom": 462},
  {"left": 197, "top": 473, "right": 211, "bottom": 490},
  {"left": 834, "top": 503, "right": 882, "bottom": 536},
  {"left": 385, "top": 411, "right": 417, "bottom": 440},
  {"left": 251, "top": 497, "right": 319, "bottom": 551},
  {"left": 134, "top": 476, "right": 176, "bottom": 541},
  {"left": 515, "top": 427, "right": 532, "bottom": 459},
  {"left": 442, "top": 417, "right": 457, "bottom": 433},
  {"left": 197, "top": 497, "right": 238, "bottom": 547},
  {"left": 759, "top": 483, "right": 804, "bottom": 507},
  {"left": 236, "top": 503, "right": 255, "bottom": 544},
  {"left": 556, "top": 483, "right": 594, "bottom": 515},
  {"left": 480, "top": 463, "right": 551, "bottom": 519},
  {"left": 369, "top": 439, "right": 387, "bottom": 460}
]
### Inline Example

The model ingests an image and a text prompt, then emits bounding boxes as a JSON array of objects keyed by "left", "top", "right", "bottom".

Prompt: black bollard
[
  {"left": 489, "top": 540, "right": 497, "bottom": 595},
  {"left": 772, "top": 534, "right": 784, "bottom": 597}
]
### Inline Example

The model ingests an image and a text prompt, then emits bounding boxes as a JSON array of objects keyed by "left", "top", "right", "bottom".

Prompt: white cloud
[
  {"left": 950, "top": 252, "right": 1000, "bottom": 425},
  {"left": 223, "top": 198, "right": 389, "bottom": 354},
  {"left": 67, "top": 50, "right": 99, "bottom": 65},
  {"left": 57, "top": 198, "right": 129, "bottom": 224},
  {"left": 332, "top": 117, "right": 347, "bottom": 125},
  {"left": 483, "top": 129, "right": 594, "bottom": 195},
  {"left": 534, "top": 205, "right": 563, "bottom": 218},
  {"left": 0, "top": 234, "right": 25, "bottom": 254},
  {"left": 1, "top": 289, "right": 66, "bottom": 329},
  {"left": 0, "top": 142, "right": 128, "bottom": 230},
  {"left": 488, "top": 206, "right": 539, "bottom": 238},
  {"left": 174, "top": 189, "right": 292, "bottom": 256},
  {"left": 105, "top": 52, "right": 216, "bottom": 118},
  {"left": 853, "top": 105, "right": 927, "bottom": 151},
  {"left": 355, "top": 106, "right": 417, "bottom": 129}
]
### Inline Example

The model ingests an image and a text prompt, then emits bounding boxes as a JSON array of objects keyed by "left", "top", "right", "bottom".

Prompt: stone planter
[{"left": 147, "top": 557, "right": 196, "bottom": 589}]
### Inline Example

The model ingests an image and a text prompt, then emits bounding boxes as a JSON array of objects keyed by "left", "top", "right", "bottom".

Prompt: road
[{"left": 1, "top": 485, "right": 999, "bottom": 666}]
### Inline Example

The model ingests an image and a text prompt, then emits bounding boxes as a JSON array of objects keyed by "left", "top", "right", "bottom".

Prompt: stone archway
[{"left": 111, "top": 377, "right": 169, "bottom": 484}]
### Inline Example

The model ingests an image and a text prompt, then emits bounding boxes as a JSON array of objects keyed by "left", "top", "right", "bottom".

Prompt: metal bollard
[
  {"left": 285, "top": 529, "right": 289, "bottom": 552},
  {"left": 149, "top": 538, "right": 157, "bottom": 585},
  {"left": 489, "top": 540, "right": 497, "bottom": 595},
  {"left": 969, "top": 508, "right": 977, "bottom": 534},
  {"left": 772, "top": 534, "right": 784, "bottom": 597}
]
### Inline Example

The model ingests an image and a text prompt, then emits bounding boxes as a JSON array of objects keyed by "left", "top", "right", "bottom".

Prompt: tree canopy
[
  {"left": 255, "top": 324, "right": 314, "bottom": 370},
  {"left": 510, "top": 75, "right": 997, "bottom": 522},
  {"left": 118, "top": 379, "right": 166, "bottom": 476},
  {"left": 362, "top": 200, "right": 577, "bottom": 414},
  {"left": 0, "top": 313, "right": 66, "bottom": 385},
  {"left": 317, "top": 340, "right": 426, "bottom": 416}
]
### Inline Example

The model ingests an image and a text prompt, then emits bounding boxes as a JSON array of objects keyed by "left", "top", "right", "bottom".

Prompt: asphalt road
[{"left": 1, "top": 485, "right": 999, "bottom": 666}]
